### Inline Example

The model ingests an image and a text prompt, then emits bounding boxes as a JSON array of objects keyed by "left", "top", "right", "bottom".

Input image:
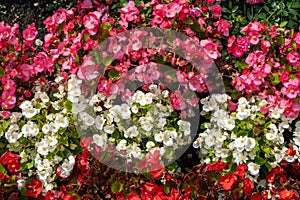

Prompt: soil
[{"left": 0, "top": 0, "right": 54, "bottom": 40}]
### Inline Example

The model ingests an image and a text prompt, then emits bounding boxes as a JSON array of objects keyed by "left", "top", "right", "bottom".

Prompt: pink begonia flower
[
  {"left": 245, "top": 53, "right": 257, "bottom": 67},
  {"left": 246, "top": 0, "right": 264, "bottom": 5},
  {"left": 170, "top": 90, "right": 187, "bottom": 110},
  {"left": 249, "top": 31, "right": 261, "bottom": 45},
  {"left": 53, "top": 12, "right": 66, "bottom": 24},
  {"left": 293, "top": 32, "right": 300, "bottom": 48},
  {"left": 77, "top": 56, "right": 99, "bottom": 81},
  {"left": 83, "top": 11, "right": 102, "bottom": 35},
  {"left": 286, "top": 51, "right": 299, "bottom": 65},
  {"left": 22, "top": 24, "right": 38, "bottom": 44},
  {"left": 165, "top": 3, "right": 182, "bottom": 18},
  {"left": 211, "top": 5, "right": 222, "bottom": 19},
  {"left": 176, "top": 71, "right": 188, "bottom": 84},
  {"left": 1, "top": 90, "right": 16, "bottom": 105},
  {"left": 281, "top": 78, "right": 299, "bottom": 99},
  {"left": 18, "top": 64, "right": 33, "bottom": 81},
  {"left": 188, "top": 73, "right": 204, "bottom": 91},
  {"left": 261, "top": 39, "right": 271, "bottom": 52},
  {"left": 214, "top": 19, "right": 231, "bottom": 37}
]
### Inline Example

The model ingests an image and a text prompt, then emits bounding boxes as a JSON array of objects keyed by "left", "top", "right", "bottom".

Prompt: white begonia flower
[
  {"left": 224, "top": 117, "right": 235, "bottom": 130},
  {"left": 116, "top": 139, "right": 127, "bottom": 151},
  {"left": 103, "top": 125, "right": 114, "bottom": 134},
  {"left": 42, "top": 124, "right": 50, "bottom": 134},
  {"left": 245, "top": 137, "right": 256, "bottom": 151},
  {"left": 157, "top": 118, "right": 167, "bottom": 129},
  {"left": 238, "top": 97, "right": 248, "bottom": 108},
  {"left": 178, "top": 120, "right": 191, "bottom": 136},
  {"left": 131, "top": 105, "right": 139, "bottom": 114},
  {"left": 141, "top": 122, "right": 153, "bottom": 132},
  {"left": 38, "top": 170, "right": 49, "bottom": 181},
  {"left": 27, "top": 121, "right": 39, "bottom": 137},
  {"left": 135, "top": 90, "right": 145, "bottom": 103},
  {"left": 235, "top": 136, "right": 247, "bottom": 148},
  {"left": 258, "top": 99, "right": 268, "bottom": 108},
  {"left": 215, "top": 94, "right": 228, "bottom": 103},
  {"left": 236, "top": 107, "right": 251, "bottom": 120},
  {"left": 193, "top": 137, "right": 202, "bottom": 148},
  {"left": 154, "top": 132, "right": 164, "bottom": 143},
  {"left": 55, "top": 114, "right": 69, "bottom": 128},
  {"left": 120, "top": 103, "right": 131, "bottom": 119},
  {"left": 266, "top": 124, "right": 278, "bottom": 141},
  {"left": 233, "top": 151, "right": 248, "bottom": 164},
  {"left": 129, "top": 146, "right": 142, "bottom": 159},
  {"left": 53, "top": 155, "right": 62, "bottom": 164},
  {"left": 162, "top": 90, "right": 169, "bottom": 98},
  {"left": 19, "top": 100, "right": 32, "bottom": 110},
  {"left": 46, "top": 135, "right": 58, "bottom": 147},
  {"left": 204, "top": 134, "right": 215, "bottom": 147},
  {"left": 125, "top": 126, "right": 139, "bottom": 138},
  {"left": 37, "top": 141, "right": 49, "bottom": 156},
  {"left": 93, "top": 134, "right": 107, "bottom": 147},
  {"left": 95, "top": 115, "right": 106, "bottom": 130},
  {"left": 144, "top": 93, "right": 153, "bottom": 105},
  {"left": 40, "top": 92, "right": 50, "bottom": 103},
  {"left": 23, "top": 107, "right": 38, "bottom": 118},
  {"left": 163, "top": 133, "right": 173, "bottom": 146},
  {"left": 165, "top": 130, "right": 178, "bottom": 139},
  {"left": 5, "top": 131, "right": 21, "bottom": 143},
  {"left": 202, "top": 98, "right": 217, "bottom": 112},
  {"left": 248, "top": 162, "right": 260, "bottom": 176},
  {"left": 280, "top": 117, "right": 292, "bottom": 129},
  {"left": 83, "top": 114, "right": 95, "bottom": 126},
  {"left": 270, "top": 106, "right": 283, "bottom": 119},
  {"left": 146, "top": 141, "right": 155, "bottom": 150},
  {"left": 215, "top": 132, "right": 227, "bottom": 142},
  {"left": 17, "top": 179, "right": 26, "bottom": 190}
]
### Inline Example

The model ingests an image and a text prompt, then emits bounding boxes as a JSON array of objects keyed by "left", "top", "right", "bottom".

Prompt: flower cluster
[{"left": 194, "top": 94, "right": 299, "bottom": 182}]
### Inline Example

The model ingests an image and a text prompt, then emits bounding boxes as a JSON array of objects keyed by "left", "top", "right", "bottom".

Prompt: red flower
[
  {"left": 7, "top": 160, "right": 20, "bottom": 173},
  {"left": 151, "top": 167, "right": 165, "bottom": 180},
  {"left": 266, "top": 172, "right": 275, "bottom": 183},
  {"left": 207, "top": 160, "right": 228, "bottom": 171},
  {"left": 234, "top": 164, "right": 248, "bottom": 178},
  {"left": 127, "top": 194, "right": 141, "bottom": 200},
  {"left": 219, "top": 174, "right": 238, "bottom": 191},
  {"left": 250, "top": 193, "right": 261, "bottom": 200},
  {"left": 26, "top": 179, "right": 43, "bottom": 198},
  {"left": 211, "top": 5, "right": 222, "bottom": 19},
  {"left": 243, "top": 178, "right": 254, "bottom": 196},
  {"left": 280, "top": 190, "right": 296, "bottom": 200}
]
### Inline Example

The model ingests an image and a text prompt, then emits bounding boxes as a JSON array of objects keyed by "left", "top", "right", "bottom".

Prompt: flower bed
[{"left": 0, "top": 0, "right": 299, "bottom": 199}]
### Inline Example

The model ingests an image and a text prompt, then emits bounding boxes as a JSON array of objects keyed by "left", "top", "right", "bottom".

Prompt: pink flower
[
  {"left": 170, "top": 90, "right": 187, "bottom": 110},
  {"left": 245, "top": 53, "right": 257, "bottom": 67},
  {"left": 293, "top": 32, "right": 300, "bottom": 48},
  {"left": 214, "top": 19, "right": 231, "bottom": 37},
  {"left": 234, "top": 76, "right": 246, "bottom": 91},
  {"left": 211, "top": 5, "right": 222, "bottom": 19},
  {"left": 261, "top": 39, "right": 271, "bottom": 52},
  {"left": 22, "top": 24, "right": 38, "bottom": 44},
  {"left": 77, "top": 56, "right": 99, "bottom": 81},
  {"left": 188, "top": 73, "right": 204, "bottom": 91},
  {"left": 249, "top": 31, "right": 260, "bottom": 45},
  {"left": 246, "top": 0, "right": 264, "bottom": 5},
  {"left": 281, "top": 78, "right": 299, "bottom": 99},
  {"left": 83, "top": 11, "right": 101, "bottom": 35},
  {"left": 286, "top": 51, "right": 299, "bottom": 65},
  {"left": 165, "top": 3, "right": 182, "bottom": 18}
]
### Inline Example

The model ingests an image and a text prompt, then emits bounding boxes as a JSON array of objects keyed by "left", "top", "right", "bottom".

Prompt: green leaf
[
  {"left": 111, "top": 181, "right": 123, "bottom": 193},
  {"left": 58, "top": 136, "right": 69, "bottom": 146},
  {"left": 103, "top": 55, "right": 113, "bottom": 67},
  {"left": 280, "top": 21, "right": 288, "bottom": 27},
  {"left": 63, "top": 100, "right": 72, "bottom": 111},
  {"left": 0, "top": 67, "right": 4, "bottom": 78},
  {"left": 253, "top": 157, "right": 266, "bottom": 165},
  {"left": 108, "top": 69, "right": 120, "bottom": 81},
  {"left": 270, "top": 73, "right": 280, "bottom": 85},
  {"left": 0, "top": 163, "right": 6, "bottom": 173},
  {"left": 167, "top": 161, "right": 178, "bottom": 173}
]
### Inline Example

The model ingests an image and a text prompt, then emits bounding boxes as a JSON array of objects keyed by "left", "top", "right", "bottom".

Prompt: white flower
[
  {"left": 19, "top": 100, "right": 32, "bottom": 110},
  {"left": 103, "top": 125, "right": 114, "bottom": 134},
  {"left": 238, "top": 97, "right": 248, "bottom": 108},
  {"left": 55, "top": 114, "right": 69, "bottom": 128},
  {"left": 83, "top": 114, "right": 95, "bottom": 126},
  {"left": 236, "top": 107, "right": 251, "bottom": 120},
  {"left": 193, "top": 137, "right": 202, "bottom": 148},
  {"left": 270, "top": 106, "right": 283, "bottom": 119},
  {"left": 224, "top": 117, "right": 235, "bottom": 130},
  {"left": 154, "top": 132, "right": 164, "bottom": 142},
  {"left": 266, "top": 124, "right": 278, "bottom": 141},
  {"left": 120, "top": 103, "right": 131, "bottom": 119},
  {"left": 116, "top": 139, "right": 127, "bottom": 151},
  {"left": 178, "top": 120, "right": 191, "bottom": 136},
  {"left": 40, "top": 92, "right": 50, "bottom": 103},
  {"left": 141, "top": 122, "right": 153, "bottom": 132},
  {"left": 245, "top": 137, "right": 256, "bottom": 151},
  {"left": 38, "top": 170, "right": 49, "bottom": 180},
  {"left": 26, "top": 121, "right": 39, "bottom": 137},
  {"left": 129, "top": 146, "right": 142, "bottom": 159},
  {"left": 125, "top": 126, "right": 139, "bottom": 138},
  {"left": 131, "top": 105, "right": 139, "bottom": 114},
  {"left": 163, "top": 133, "right": 173, "bottom": 146},
  {"left": 215, "top": 94, "right": 228, "bottom": 103},
  {"left": 17, "top": 179, "right": 26, "bottom": 190},
  {"left": 5, "top": 131, "right": 21, "bottom": 143},
  {"left": 42, "top": 124, "right": 50, "bottom": 134},
  {"left": 37, "top": 141, "right": 49, "bottom": 156},
  {"left": 235, "top": 136, "right": 247, "bottom": 148},
  {"left": 46, "top": 135, "right": 58, "bottom": 147},
  {"left": 95, "top": 115, "right": 106, "bottom": 130},
  {"left": 23, "top": 107, "right": 38, "bottom": 118},
  {"left": 204, "top": 134, "right": 215, "bottom": 147},
  {"left": 53, "top": 155, "right": 63, "bottom": 164},
  {"left": 146, "top": 141, "right": 155, "bottom": 150},
  {"left": 157, "top": 118, "right": 167, "bottom": 129},
  {"left": 93, "top": 134, "right": 107, "bottom": 147},
  {"left": 248, "top": 162, "right": 260, "bottom": 176},
  {"left": 233, "top": 151, "right": 248, "bottom": 164},
  {"left": 143, "top": 93, "right": 153, "bottom": 105}
]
